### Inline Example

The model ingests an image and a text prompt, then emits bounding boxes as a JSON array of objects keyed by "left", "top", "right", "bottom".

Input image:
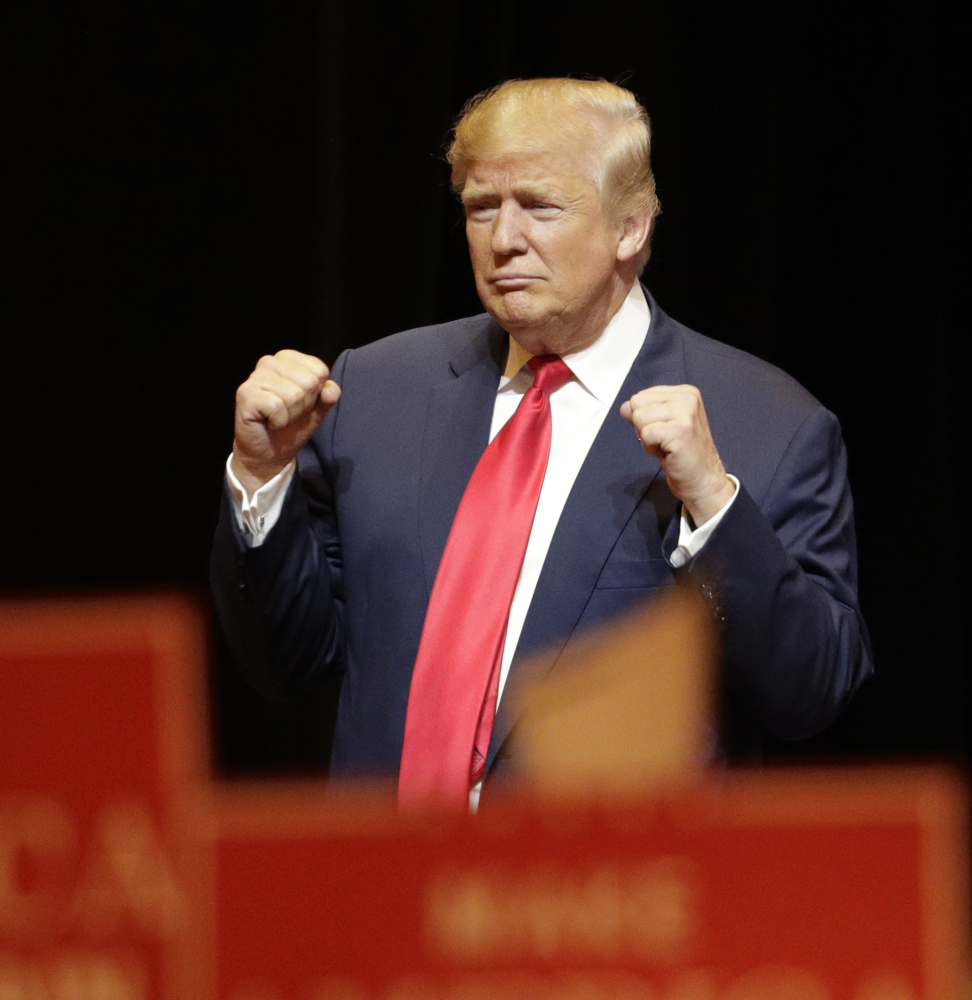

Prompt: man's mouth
[{"left": 491, "top": 274, "right": 539, "bottom": 288}]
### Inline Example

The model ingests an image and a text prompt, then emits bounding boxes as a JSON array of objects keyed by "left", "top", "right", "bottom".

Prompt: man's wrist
[
  {"left": 684, "top": 474, "right": 736, "bottom": 527},
  {"left": 670, "top": 474, "right": 740, "bottom": 568},
  {"left": 230, "top": 452, "right": 292, "bottom": 497}
]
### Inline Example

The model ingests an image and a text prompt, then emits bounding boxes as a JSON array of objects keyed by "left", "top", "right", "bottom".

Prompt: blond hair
[{"left": 447, "top": 78, "right": 661, "bottom": 271}]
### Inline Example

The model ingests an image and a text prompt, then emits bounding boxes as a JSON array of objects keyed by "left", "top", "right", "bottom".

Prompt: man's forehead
[{"left": 460, "top": 146, "right": 598, "bottom": 197}]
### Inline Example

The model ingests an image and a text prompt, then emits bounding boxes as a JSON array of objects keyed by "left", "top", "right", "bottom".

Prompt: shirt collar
[{"left": 498, "top": 282, "right": 650, "bottom": 405}]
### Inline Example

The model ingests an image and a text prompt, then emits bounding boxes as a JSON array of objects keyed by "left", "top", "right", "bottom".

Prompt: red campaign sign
[
  {"left": 2, "top": 595, "right": 970, "bottom": 1000},
  {"left": 213, "top": 773, "right": 969, "bottom": 1000},
  {"left": 0, "top": 596, "right": 214, "bottom": 1000}
]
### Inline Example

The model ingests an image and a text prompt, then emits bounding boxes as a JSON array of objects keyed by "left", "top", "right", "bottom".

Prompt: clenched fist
[
  {"left": 231, "top": 349, "right": 341, "bottom": 495},
  {"left": 621, "top": 384, "right": 735, "bottom": 527}
]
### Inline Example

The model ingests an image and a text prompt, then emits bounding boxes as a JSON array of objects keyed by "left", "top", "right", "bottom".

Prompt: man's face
[{"left": 462, "top": 142, "right": 627, "bottom": 356}]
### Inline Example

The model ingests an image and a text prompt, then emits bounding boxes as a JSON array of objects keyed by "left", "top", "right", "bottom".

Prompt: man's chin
[{"left": 485, "top": 292, "right": 551, "bottom": 333}]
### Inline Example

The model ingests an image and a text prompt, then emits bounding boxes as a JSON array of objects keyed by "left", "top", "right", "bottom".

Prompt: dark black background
[{"left": 6, "top": 1, "right": 967, "bottom": 775}]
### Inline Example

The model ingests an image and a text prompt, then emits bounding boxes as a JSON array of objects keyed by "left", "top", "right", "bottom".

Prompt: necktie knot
[{"left": 528, "top": 355, "right": 573, "bottom": 396}]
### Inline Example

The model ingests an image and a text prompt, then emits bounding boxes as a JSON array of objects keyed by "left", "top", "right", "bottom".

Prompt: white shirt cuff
[
  {"left": 225, "top": 454, "right": 297, "bottom": 548},
  {"left": 668, "top": 475, "right": 740, "bottom": 569}
]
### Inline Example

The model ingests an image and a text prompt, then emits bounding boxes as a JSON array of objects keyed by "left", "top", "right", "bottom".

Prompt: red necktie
[{"left": 398, "top": 355, "right": 574, "bottom": 808}]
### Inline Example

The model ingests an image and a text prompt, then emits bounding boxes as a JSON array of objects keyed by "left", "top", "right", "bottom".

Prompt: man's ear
[{"left": 616, "top": 211, "right": 652, "bottom": 262}]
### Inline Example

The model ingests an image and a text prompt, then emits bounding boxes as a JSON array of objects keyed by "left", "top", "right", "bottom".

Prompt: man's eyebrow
[
  {"left": 462, "top": 181, "right": 565, "bottom": 203},
  {"left": 460, "top": 186, "right": 496, "bottom": 203}
]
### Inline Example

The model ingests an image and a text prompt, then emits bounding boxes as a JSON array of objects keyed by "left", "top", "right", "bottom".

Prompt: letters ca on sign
[{"left": 0, "top": 793, "right": 185, "bottom": 999}]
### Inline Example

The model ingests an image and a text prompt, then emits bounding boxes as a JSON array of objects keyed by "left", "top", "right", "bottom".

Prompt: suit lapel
[
  {"left": 418, "top": 320, "right": 508, "bottom": 597},
  {"left": 486, "top": 296, "right": 688, "bottom": 769}
]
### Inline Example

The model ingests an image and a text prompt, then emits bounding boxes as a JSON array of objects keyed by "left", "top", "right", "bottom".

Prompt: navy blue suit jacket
[{"left": 211, "top": 293, "right": 872, "bottom": 779}]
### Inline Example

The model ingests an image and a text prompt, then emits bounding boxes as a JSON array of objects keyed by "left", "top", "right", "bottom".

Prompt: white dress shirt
[
  {"left": 226, "top": 282, "right": 738, "bottom": 805},
  {"left": 487, "top": 282, "right": 652, "bottom": 707}
]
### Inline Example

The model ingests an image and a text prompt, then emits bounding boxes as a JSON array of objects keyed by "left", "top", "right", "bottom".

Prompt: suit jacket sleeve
[
  {"left": 209, "top": 351, "right": 350, "bottom": 701},
  {"left": 683, "top": 404, "right": 872, "bottom": 741}
]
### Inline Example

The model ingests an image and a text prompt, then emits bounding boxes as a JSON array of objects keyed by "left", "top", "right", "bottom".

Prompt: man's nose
[{"left": 490, "top": 202, "right": 528, "bottom": 255}]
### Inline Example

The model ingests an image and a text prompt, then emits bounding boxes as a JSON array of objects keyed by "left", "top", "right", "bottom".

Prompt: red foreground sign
[
  {"left": 0, "top": 596, "right": 214, "bottom": 1000},
  {"left": 214, "top": 772, "right": 968, "bottom": 1000},
  {"left": 1, "top": 596, "right": 969, "bottom": 1000}
]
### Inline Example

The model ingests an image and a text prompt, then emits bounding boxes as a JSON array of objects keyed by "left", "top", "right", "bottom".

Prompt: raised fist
[
  {"left": 231, "top": 349, "right": 341, "bottom": 493},
  {"left": 621, "top": 384, "right": 734, "bottom": 527}
]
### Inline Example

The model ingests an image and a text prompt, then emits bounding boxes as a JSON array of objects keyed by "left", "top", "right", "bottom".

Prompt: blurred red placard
[
  {"left": 2, "top": 595, "right": 969, "bottom": 1000},
  {"left": 213, "top": 769, "right": 969, "bottom": 1000},
  {"left": 0, "top": 595, "right": 214, "bottom": 1000}
]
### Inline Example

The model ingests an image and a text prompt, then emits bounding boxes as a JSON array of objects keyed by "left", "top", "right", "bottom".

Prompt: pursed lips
[{"left": 490, "top": 274, "right": 542, "bottom": 286}]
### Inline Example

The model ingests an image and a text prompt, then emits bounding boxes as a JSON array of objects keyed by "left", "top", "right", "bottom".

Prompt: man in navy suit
[{"left": 211, "top": 79, "right": 872, "bottom": 800}]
